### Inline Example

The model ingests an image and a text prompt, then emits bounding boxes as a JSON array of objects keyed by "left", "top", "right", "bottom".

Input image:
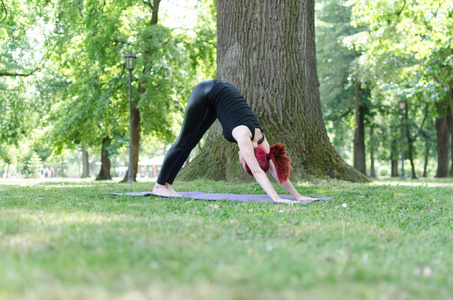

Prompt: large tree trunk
[
  {"left": 180, "top": 0, "right": 368, "bottom": 182},
  {"left": 96, "top": 137, "right": 112, "bottom": 180},
  {"left": 81, "top": 144, "right": 90, "bottom": 178},
  {"left": 354, "top": 81, "right": 366, "bottom": 174}
]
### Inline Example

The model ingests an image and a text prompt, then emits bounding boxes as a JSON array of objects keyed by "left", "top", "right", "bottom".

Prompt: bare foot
[
  {"left": 152, "top": 183, "right": 182, "bottom": 197},
  {"left": 165, "top": 183, "right": 183, "bottom": 197}
]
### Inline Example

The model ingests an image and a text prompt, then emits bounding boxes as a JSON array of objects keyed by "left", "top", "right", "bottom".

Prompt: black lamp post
[
  {"left": 125, "top": 52, "right": 137, "bottom": 183},
  {"left": 399, "top": 98, "right": 406, "bottom": 180}
]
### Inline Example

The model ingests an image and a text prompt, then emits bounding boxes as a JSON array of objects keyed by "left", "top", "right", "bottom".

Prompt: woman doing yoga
[{"left": 152, "top": 79, "right": 314, "bottom": 203}]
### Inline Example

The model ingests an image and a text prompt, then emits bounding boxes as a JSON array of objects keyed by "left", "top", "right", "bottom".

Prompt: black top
[{"left": 207, "top": 80, "right": 263, "bottom": 143}]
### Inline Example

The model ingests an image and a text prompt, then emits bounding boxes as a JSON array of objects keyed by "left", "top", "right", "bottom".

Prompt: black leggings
[{"left": 156, "top": 80, "right": 217, "bottom": 185}]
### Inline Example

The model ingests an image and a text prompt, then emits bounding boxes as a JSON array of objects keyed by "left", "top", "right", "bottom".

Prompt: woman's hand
[
  {"left": 272, "top": 197, "right": 295, "bottom": 203},
  {"left": 296, "top": 196, "right": 316, "bottom": 201}
]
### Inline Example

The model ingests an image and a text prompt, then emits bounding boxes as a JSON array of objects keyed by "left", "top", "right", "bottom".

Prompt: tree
[
  {"left": 316, "top": 0, "right": 373, "bottom": 176},
  {"left": 26, "top": 151, "right": 43, "bottom": 178},
  {"left": 0, "top": 0, "right": 42, "bottom": 78},
  {"left": 81, "top": 144, "right": 90, "bottom": 178},
  {"left": 180, "top": 0, "right": 368, "bottom": 182},
  {"left": 42, "top": 0, "right": 193, "bottom": 181},
  {"left": 352, "top": 0, "right": 452, "bottom": 177}
]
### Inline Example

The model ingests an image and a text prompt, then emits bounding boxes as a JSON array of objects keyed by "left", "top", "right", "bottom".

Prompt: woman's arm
[
  {"left": 233, "top": 127, "right": 293, "bottom": 203},
  {"left": 268, "top": 159, "right": 315, "bottom": 201}
]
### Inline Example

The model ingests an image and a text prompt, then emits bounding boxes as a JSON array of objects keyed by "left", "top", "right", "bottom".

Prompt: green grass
[{"left": 0, "top": 178, "right": 452, "bottom": 300}]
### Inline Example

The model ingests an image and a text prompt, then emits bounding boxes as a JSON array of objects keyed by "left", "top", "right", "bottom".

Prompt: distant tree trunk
[
  {"left": 446, "top": 81, "right": 453, "bottom": 176},
  {"left": 450, "top": 127, "right": 453, "bottom": 177},
  {"left": 96, "top": 137, "right": 112, "bottom": 180},
  {"left": 121, "top": 106, "right": 141, "bottom": 182},
  {"left": 435, "top": 104, "right": 450, "bottom": 178},
  {"left": 180, "top": 0, "right": 368, "bottom": 182},
  {"left": 354, "top": 81, "right": 366, "bottom": 174},
  {"left": 391, "top": 160, "right": 399, "bottom": 177},
  {"left": 81, "top": 144, "right": 90, "bottom": 178},
  {"left": 404, "top": 107, "right": 417, "bottom": 179},
  {"left": 390, "top": 138, "right": 399, "bottom": 177},
  {"left": 448, "top": 80, "right": 453, "bottom": 119},
  {"left": 423, "top": 145, "right": 429, "bottom": 178},
  {"left": 369, "top": 125, "right": 376, "bottom": 178},
  {"left": 408, "top": 152, "right": 417, "bottom": 179},
  {"left": 450, "top": 116, "right": 453, "bottom": 176},
  {"left": 121, "top": 0, "right": 160, "bottom": 183}
]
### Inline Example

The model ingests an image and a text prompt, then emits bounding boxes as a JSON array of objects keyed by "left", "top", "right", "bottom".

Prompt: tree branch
[
  {"left": 143, "top": 0, "right": 153, "bottom": 10},
  {"left": 112, "top": 39, "right": 132, "bottom": 46},
  {"left": 0, "top": 0, "right": 7, "bottom": 24},
  {"left": 395, "top": 0, "right": 406, "bottom": 17},
  {"left": 151, "top": 0, "right": 160, "bottom": 25},
  {"left": 0, "top": 67, "right": 40, "bottom": 77}
]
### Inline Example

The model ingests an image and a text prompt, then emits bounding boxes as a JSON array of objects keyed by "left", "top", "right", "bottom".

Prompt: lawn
[{"left": 0, "top": 178, "right": 452, "bottom": 300}]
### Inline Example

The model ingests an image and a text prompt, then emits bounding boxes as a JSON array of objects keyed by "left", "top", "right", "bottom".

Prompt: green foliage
[
  {"left": 316, "top": 0, "right": 377, "bottom": 159},
  {"left": 0, "top": 0, "right": 41, "bottom": 76},
  {"left": 316, "top": 0, "right": 451, "bottom": 174},
  {"left": 352, "top": 0, "right": 452, "bottom": 103},
  {"left": 38, "top": 0, "right": 215, "bottom": 156},
  {"left": 186, "top": 0, "right": 217, "bottom": 80}
]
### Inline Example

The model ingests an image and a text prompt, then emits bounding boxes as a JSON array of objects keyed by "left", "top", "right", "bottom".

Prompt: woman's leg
[
  {"left": 165, "top": 110, "right": 217, "bottom": 185},
  {"left": 155, "top": 81, "right": 216, "bottom": 189}
]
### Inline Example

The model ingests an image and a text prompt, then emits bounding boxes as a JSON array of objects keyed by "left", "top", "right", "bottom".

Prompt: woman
[{"left": 152, "top": 80, "right": 314, "bottom": 203}]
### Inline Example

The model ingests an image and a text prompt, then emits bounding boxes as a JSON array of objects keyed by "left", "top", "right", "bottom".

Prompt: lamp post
[
  {"left": 399, "top": 98, "right": 406, "bottom": 180},
  {"left": 125, "top": 52, "right": 137, "bottom": 183}
]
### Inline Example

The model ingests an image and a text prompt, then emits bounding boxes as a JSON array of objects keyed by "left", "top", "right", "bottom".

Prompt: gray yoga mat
[{"left": 107, "top": 191, "right": 334, "bottom": 204}]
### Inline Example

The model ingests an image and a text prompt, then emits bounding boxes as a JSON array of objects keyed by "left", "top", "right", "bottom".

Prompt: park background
[
  {"left": 1, "top": 0, "right": 452, "bottom": 181},
  {"left": 1, "top": 1, "right": 453, "bottom": 299}
]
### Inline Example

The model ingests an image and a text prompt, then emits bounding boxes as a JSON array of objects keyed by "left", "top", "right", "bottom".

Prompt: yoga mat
[{"left": 107, "top": 191, "right": 334, "bottom": 204}]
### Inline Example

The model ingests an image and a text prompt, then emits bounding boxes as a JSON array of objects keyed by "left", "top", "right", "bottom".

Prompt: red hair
[{"left": 244, "top": 143, "right": 292, "bottom": 183}]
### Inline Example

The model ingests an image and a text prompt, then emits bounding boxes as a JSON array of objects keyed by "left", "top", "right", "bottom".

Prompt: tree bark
[
  {"left": 96, "top": 137, "right": 112, "bottom": 180},
  {"left": 423, "top": 145, "right": 429, "bottom": 178},
  {"left": 391, "top": 160, "right": 399, "bottom": 177},
  {"left": 449, "top": 116, "right": 453, "bottom": 176},
  {"left": 81, "top": 144, "right": 90, "bottom": 178},
  {"left": 179, "top": 0, "right": 368, "bottom": 183},
  {"left": 354, "top": 81, "right": 366, "bottom": 174},
  {"left": 435, "top": 104, "right": 450, "bottom": 178},
  {"left": 448, "top": 79, "right": 453, "bottom": 118},
  {"left": 369, "top": 125, "right": 376, "bottom": 178},
  {"left": 447, "top": 81, "right": 453, "bottom": 176},
  {"left": 390, "top": 137, "right": 399, "bottom": 177},
  {"left": 121, "top": 106, "right": 141, "bottom": 182},
  {"left": 404, "top": 107, "right": 417, "bottom": 179}
]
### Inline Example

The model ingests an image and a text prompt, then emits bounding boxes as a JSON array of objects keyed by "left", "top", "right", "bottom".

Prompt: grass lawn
[{"left": 1, "top": 177, "right": 452, "bottom": 300}]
